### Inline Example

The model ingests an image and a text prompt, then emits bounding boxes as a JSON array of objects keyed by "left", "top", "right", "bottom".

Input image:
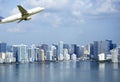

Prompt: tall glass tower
[
  {"left": 93, "top": 40, "right": 114, "bottom": 59},
  {"left": 0, "top": 42, "right": 7, "bottom": 53},
  {"left": 58, "top": 41, "right": 64, "bottom": 60}
]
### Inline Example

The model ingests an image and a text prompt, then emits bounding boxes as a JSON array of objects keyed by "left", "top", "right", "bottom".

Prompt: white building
[
  {"left": 5, "top": 52, "right": 16, "bottom": 63},
  {"left": 63, "top": 49, "right": 70, "bottom": 60},
  {"left": 58, "top": 53, "right": 64, "bottom": 61},
  {"left": 98, "top": 53, "right": 105, "bottom": 61},
  {"left": 58, "top": 41, "right": 64, "bottom": 61},
  {"left": 0, "top": 52, "right": 5, "bottom": 63},
  {"left": 28, "top": 44, "right": 36, "bottom": 62},
  {"left": 71, "top": 53, "right": 77, "bottom": 60},
  {"left": 50, "top": 45, "right": 57, "bottom": 61},
  {"left": 13, "top": 44, "right": 29, "bottom": 63},
  {"left": 111, "top": 48, "right": 119, "bottom": 63}
]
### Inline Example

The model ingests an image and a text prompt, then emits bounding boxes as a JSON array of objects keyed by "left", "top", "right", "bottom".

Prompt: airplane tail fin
[
  {"left": 0, "top": 16, "right": 4, "bottom": 19},
  {"left": 17, "top": 5, "right": 28, "bottom": 15},
  {"left": 0, "top": 16, "right": 4, "bottom": 22}
]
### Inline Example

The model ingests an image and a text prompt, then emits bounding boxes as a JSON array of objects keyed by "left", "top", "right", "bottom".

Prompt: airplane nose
[{"left": 41, "top": 7, "right": 45, "bottom": 11}]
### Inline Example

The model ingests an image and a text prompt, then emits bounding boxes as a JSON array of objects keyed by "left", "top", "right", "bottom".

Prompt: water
[{"left": 0, "top": 61, "right": 120, "bottom": 82}]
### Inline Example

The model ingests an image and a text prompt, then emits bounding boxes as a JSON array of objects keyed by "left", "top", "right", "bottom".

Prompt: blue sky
[{"left": 0, "top": 0, "right": 120, "bottom": 45}]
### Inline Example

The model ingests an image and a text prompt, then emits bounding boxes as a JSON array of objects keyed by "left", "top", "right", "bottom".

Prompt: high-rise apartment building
[
  {"left": 58, "top": 41, "right": 64, "bottom": 60},
  {"left": 50, "top": 45, "right": 57, "bottom": 60},
  {"left": 63, "top": 49, "right": 70, "bottom": 60},
  {"left": 111, "top": 47, "right": 120, "bottom": 63},
  {"left": 40, "top": 49, "right": 45, "bottom": 61},
  {"left": 13, "top": 44, "right": 28, "bottom": 63},
  {"left": 28, "top": 44, "right": 36, "bottom": 62}
]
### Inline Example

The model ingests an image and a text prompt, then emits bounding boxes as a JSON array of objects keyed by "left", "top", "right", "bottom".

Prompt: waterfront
[{"left": 0, "top": 61, "right": 120, "bottom": 82}]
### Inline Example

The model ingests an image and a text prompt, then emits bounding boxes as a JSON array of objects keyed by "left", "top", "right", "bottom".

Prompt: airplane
[{"left": 0, "top": 5, "right": 44, "bottom": 24}]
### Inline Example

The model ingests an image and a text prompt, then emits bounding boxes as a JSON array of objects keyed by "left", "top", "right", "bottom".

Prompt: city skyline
[
  {"left": 0, "top": 39, "right": 118, "bottom": 47},
  {"left": 0, "top": 39, "right": 119, "bottom": 64},
  {"left": 0, "top": 0, "right": 120, "bottom": 45}
]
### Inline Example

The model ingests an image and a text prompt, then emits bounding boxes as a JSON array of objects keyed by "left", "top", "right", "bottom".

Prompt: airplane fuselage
[{"left": 0, "top": 6, "right": 44, "bottom": 23}]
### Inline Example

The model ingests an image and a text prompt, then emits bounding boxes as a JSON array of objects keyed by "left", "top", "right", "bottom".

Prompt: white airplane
[{"left": 0, "top": 5, "right": 44, "bottom": 24}]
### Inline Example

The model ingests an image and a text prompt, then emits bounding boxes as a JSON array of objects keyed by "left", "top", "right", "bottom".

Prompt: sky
[{"left": 0, "top": 0, "right": 120, "bottom": 45}]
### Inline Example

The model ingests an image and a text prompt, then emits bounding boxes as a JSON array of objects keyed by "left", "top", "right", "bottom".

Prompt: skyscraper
[
  {"left": 93, "top": 41, "right": 99, "bottom": 59},
  {"left": 63, "top": 49, "right": 70, "bottom": 60},
  {"left": 76, "top": 45, "right": 84, "bottom": 58},
  {"left": 50, "top": 45, "right": 57, "bottom": 61},
  {"left": 40, "top": 44, "right": 49, "bottom": 57},
  {"left": 47, "top": 51, "right": 53, "bottom": 61},
  {"left": 0, "top": 42, "right": 7, "bottom": 53},
  {"left": 29, "top": 44, "right": 36, "bottom": 62},
  {"left": 58, "top": 41, "right": 64, "bottom": 60},
  {"left": 111, "top": 47, "right": 119, "bottom": 63},
  {"left": 52, "top": 44, "right": 58, "bottom": 60},
  {"left": 93, "top": 40, "right": 114, "bottom": 59},
  {"left": 84, "top": 44, "right": 94, "bottom": 59},
  {"left": 34, "top": 48, "right": 40, "bottom": 62},
  {"left": 13, "top": 44, "right": 28, "bottom": 63},
  {"left": 40, "top": 49, "right": 45, "bottom": 61}
]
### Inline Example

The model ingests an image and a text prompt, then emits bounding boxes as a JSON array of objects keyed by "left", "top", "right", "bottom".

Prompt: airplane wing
[
  {"left": 17, "top": 5, "right": 28, "bottom": 15},
  {"left": 17, "top": 19, "right": 23, "bottom": 23}
]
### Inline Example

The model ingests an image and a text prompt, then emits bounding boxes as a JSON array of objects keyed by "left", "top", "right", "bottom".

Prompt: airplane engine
[{"left": 24, "top": 17, "right": 31, "bottom": 20}]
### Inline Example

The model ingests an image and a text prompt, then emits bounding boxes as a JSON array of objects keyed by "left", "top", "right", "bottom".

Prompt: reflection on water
[
  {"left": 0, "top": 61, "right": 120, "bottom": 82},
  {"left": 99, "top": 63, "right": 105, "bottom": 82}
]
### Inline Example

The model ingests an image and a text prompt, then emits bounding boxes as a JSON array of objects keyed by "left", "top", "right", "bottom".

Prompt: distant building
[
  {"left": 68, "top": 44, "right": 77, "bottom": 55},
  {"left": 28, "top": 46, "right": 40, "bottom": 62},
  {"left": 63, "top": 49, "right": 70, "bottom": 60},
  {"left": 40, "top": 44, "right": 49, "bottom": 57},
  {"left": 63, "top": 44, "right": 69, "bottom": 50},
  {"left": 93, "top": 40, "right": 115, "bottom": 59},
  {"left": 5, "top": 52, "right": 16, "bottom": 63},
  {"left": 34, "top": 48, "right": 40, "bottom": 61},
  {"left": 0, "top": 52, "right": 5, "bottom": 63},
  {"left": 50, "top": 45, "right": 57, "bottom": 61},
  {"left": 58, "top": 41, "right": 64, "bottom": 60},
  {"left": 76, "top": 45, "right": 84, "bottom": 58},
  {"left": 0, "top": 42, "right": 7, "bottom": 53},
  {"left": 40, "top": 49, "right": 45, "bottom": 61},
  {"left": 58, "top": 53, "right": 64, "bottom": 61},
  {"left": 7, "top": 45, "right": 13, "bottom": 52},
  {"left": 28, "top": 44, "right": 36, "bottom": 62},
  {"left": 84, "top": 44, "right": 94, "bottom": 58},
  {"left": 47, "top": 51, "right": 53, "bottom": 61},
  {"left": 71, "top": 53, "right": 77, "bottom": 60},
  {"left": 13, "top": 44, "right": 28, "bottom": 63},
  {"left": 111, "top": 47, "right": 120, "bottom": 63},
  {"left": 98, "top": 53, "right": 105, "bottom": 61}
]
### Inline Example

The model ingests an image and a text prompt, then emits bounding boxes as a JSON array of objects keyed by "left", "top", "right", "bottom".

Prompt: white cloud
[
  {"left": 72, "top": 0, "right": 120, "bottom": 16},
  {"left": 71, "top": 0, "right": 94, "bottom": 23},
  {"left": 15, "top": 0, "right": 120, "bottom": 26},
  {"left": 7, "top": 27, "right": 26, "bottom": 33},
  {"left": 72, "top": 9, "right": 82, "bottom": 17},
  {"left": 43, "top": 12, "right": 62, "bottom": 28},
  {"left": 95, "top": 0, "right": 119, "bottom": 14},
  {"left": 24, "top": 0, "right": 69, "bottom": 9},
  {"left": 70, "top": 0, "right": 120, "bottom": 23},
  {"left": 72, "top": 0, "right": 93, "bottom": 16}
]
